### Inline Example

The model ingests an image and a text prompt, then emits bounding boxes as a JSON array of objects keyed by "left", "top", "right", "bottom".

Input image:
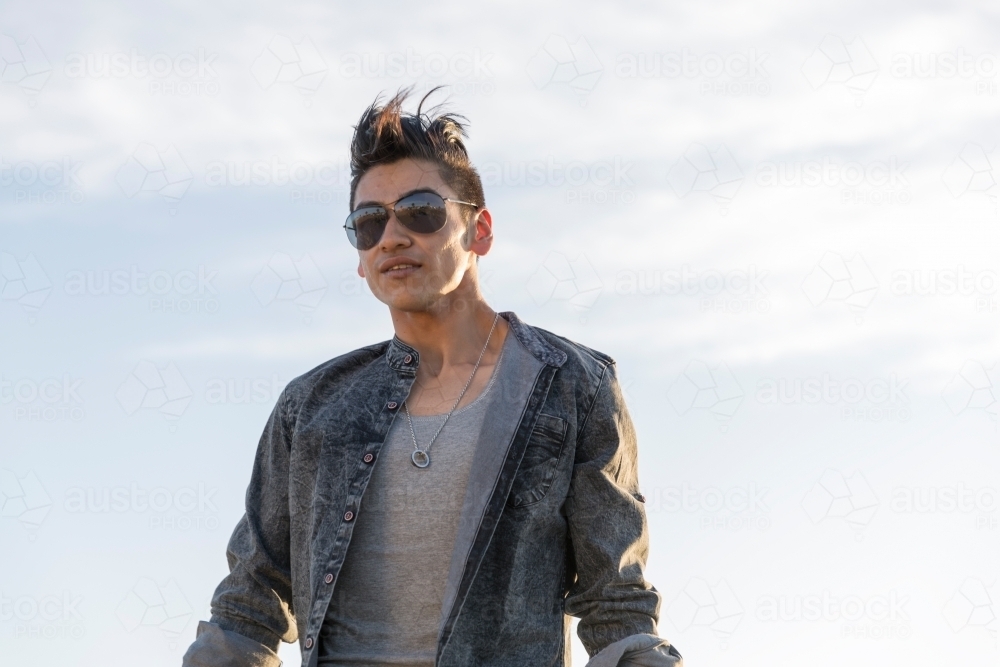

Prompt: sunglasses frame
[{"left": 343, "top": 189, "right": 479, "bottom": 250}]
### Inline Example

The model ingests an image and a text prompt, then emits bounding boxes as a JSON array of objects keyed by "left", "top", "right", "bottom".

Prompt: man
[{"left": 182, "top": 87, "right": 682, "bottom": 667}]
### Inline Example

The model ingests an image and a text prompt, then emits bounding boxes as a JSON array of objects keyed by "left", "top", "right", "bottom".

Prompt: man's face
[{"left": 352, "top": 158, "right": 491, "bottom": 313}]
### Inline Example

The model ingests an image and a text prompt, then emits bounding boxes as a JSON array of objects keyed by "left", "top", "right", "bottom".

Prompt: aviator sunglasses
[{"left": 344, "top": 190, "right": 479, "bottom": 251}]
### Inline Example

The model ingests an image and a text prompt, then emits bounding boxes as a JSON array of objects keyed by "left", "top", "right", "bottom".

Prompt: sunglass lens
[
  {"left": 395, "top": 192, "right": 447, "bottom": 233},
  {"left": 347, "top": 207, "right": 389, "bottom": 250}
]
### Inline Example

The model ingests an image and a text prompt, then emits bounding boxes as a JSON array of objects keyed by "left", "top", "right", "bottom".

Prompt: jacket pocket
[{"left": 507, "top": 413, "right": 568, "bottom": 508}]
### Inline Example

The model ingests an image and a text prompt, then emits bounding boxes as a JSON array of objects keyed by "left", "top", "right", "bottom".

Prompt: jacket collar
[
  {"left": 386, "top": 310, "right": 567, "bottom": 372},
  {"left": 386, "top": 336, "right": 420, "bottom": 375},
  {"left": 501, "top": 311, "right": 566, "bottom": 367}
]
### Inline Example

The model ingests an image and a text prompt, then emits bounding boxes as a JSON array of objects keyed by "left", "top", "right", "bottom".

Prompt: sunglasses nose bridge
[
  {"left": 376, "top": 205, "right": 413, "bottom": 247},
  {"left": 383, "top": 201, "right": 401, "bottom": 225}
]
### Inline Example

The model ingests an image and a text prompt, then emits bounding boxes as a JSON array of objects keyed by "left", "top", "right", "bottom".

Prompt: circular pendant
[{"left": 411, "top": 449, "right": 430, "bottom": 468}]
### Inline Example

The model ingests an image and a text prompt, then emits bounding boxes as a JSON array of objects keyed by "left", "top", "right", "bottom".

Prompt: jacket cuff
[
  {"left": 584, "top": 633, "right": 683, "bottom": 667},
  {"left": 182, "top": 620, "right": 283, "bottom": 667}
]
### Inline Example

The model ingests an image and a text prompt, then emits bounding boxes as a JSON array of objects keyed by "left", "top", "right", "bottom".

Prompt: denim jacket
[{"left": 182, "top": 312, "right": 682, "bottom": 667}]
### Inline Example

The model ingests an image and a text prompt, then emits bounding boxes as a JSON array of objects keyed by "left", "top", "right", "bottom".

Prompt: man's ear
[{"left": 468, "top": 208, "right": 494, "bottom": 257}]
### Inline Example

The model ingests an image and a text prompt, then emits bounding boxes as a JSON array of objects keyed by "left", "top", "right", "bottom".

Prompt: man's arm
[
  {"left": 563, "top": 362, "right": 681, "bottom": 665},
  {"left": 182, "top": 390, "right": 297, "bottom": 667}
]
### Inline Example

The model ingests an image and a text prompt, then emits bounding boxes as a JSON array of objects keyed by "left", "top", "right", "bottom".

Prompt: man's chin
[
  {"left": 379, "top": 294, "right": 482, "bottom": 318},
  {"left": 374, "top": 290, "right": 436, "bottom": 313}
]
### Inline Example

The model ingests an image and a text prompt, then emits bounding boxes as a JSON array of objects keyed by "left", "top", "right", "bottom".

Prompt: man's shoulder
[
  {"left": 514, "top": 319, "right": 624, "bottom": 418},
  {"left": 532, "top": 325, "right": 613, "bottom": 366},
  {"left": 282, "top": 340, "right": 390, "bottom": 400},
  {"left": 513, "top": 316, "right": 616, "bottom": 377}
]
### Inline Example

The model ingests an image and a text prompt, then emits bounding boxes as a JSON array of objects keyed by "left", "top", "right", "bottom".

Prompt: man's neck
[{"left": 389, "top": 294, "right": 508, "bottom": 378}]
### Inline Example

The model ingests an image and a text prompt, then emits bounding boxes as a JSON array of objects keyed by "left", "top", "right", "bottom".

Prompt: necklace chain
[{"left": 403, "top": 312, "right": 500, "bottom": 468}]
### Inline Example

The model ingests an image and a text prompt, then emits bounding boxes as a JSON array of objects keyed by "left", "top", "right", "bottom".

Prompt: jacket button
[
  {"left": 387, "top": 401, "right": 398, "bottom": 409},
  {"left": 324, "top": 573, "right": 334, "bottom": 584},
  {"left": 403, "top": 354, "right": 413, "bottom": 364},
  {"left": 344, "top": 510, "right": 354, "bottom": 521},
  {"left": 363, "top": 453, "right": 374, "bottom": 463},
  {"left": 304, "top": 637, "right": 314, "bottom": 649}
]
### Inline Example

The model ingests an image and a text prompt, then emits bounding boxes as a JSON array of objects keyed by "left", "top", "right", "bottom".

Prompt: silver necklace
[{"left": 403, "top": 312, "right": 500, "bottom": 468}]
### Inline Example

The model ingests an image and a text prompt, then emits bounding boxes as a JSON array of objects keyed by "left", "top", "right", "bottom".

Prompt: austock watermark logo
[
  {"left": 251, "top": 35, "right": 327, "bottom": 97},
  {"left": 0, "top": 156, "right": 84, "bottom": 205},
  {"left": 204, "top": 157, "right": 350, "bottom": 205},
  {"left": 666, "top": 578, "right": 744, "bottom": 648},
  {"left": 646, "top": 482, "right": 770, "bottom": 531},
  {"left": 667, "top": 143, "right": 744, "bottom": 213},
  {"left": 251, "top": 252, "right": 327, "bottom": 323},
  {"left": 0, "top": 469, "right": 51, "bottom": 538},
  {"left": 891, "top": 49, "right": 997, "bottom": 79},
  {"left": 205, "top": 375, "right": 284, "bottom": 405},
  {"left": 111, "top": 366, "right": 282, "bottom": 424},
  {"left": 0, "top": 252, "right": 52, "bottom": 322},
  {"left": 338, "top": 270, "right": 374, "bottom": 298},
  {"left": 891, "top": 266, "right": 998, "bottom": 313},
  {"left": 116, "top": 578, "right": 192, "bottom": 648},
  {"left": 756, "top": 373, "right": 910, "bottom": 423},
  {"left": 1, "top": 373, "right": 85, "bottom": 422},
  {"left": 116, "top": 143, "right": 193, "bottom": 205},
  {"left": 63, "top": 265, "right": 221, "bottom": 314},
  {"left": 615, "top": 265, "right": 770, "bottom": 315},
  {"left": 666, "top": 361, "right": 744, "bottom": 431},
  {"left": 801, "top": 469, "right": 879, "bottom": 540},
  {"left": 802, "top": 251, "right": 878, "bottom": 324},
  {"left": 942, "top": 143, "right": 998, "bottom": 208},
  {"left": 64, "top": 47, "right": 220, "bottom": 96},
  {"left": 755, "top": 156, "right": 910, "bottom": 206},
  {"left": 890, "top": 483, "right": 998, "bottom": 530},
  {"left": 526, "top": 34, "right": 602, "bottom": 104},
  {"left": 357, "top": 476, "right": 469, "bottom": 524},
  {"left": 943, "top": 578, "right": 997, "bottom": 637},
  {"left": 616, "top": 47, "right": 770, "bottom": 97},
  {"left": 942, "top": 361, "right": 997, "bottom": 423},
  {"left": 756, "top": 590, "right": 911, "bottom": 640},
  {"left": 64, "top": 482, "right": 220, "bottom": 531},
  {"left": 0, "top": 35, "right": 52, "bottom": 99},
  {"left": 336, "top": 48, "right": 494, "bottom": 96},
  {"left": 890, "top": 49, "right": 999, "bottom": 95},
  {"left": 478, "top": 155, "right": 635, "bottom": 205},
  {"left": 115, "top": 360, "right": 193, "bottom": 422},
  {"left": 526, "top": 252, "right": 603, "bottom": 321},
  {"left": 1, "top": 591, "right": 85, "bottom": 640},
  {"left": 802, "top": 34, "right": 878, "bottom": 106}
]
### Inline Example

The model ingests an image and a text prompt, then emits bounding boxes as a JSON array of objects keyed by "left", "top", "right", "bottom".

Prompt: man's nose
[{"left": 378, "top": 209, "right": 411, "bottom": 249}]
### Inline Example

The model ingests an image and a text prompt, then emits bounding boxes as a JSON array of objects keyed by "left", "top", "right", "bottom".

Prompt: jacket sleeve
[
  {"left": 182, "top": 390, "right": 297, "bottom": 667},
  {"left": 563, "top": 362, "right": 681, "bottom": 665},
  {"left": 584, "top": 633, "right": 683, "bottom": 667}
]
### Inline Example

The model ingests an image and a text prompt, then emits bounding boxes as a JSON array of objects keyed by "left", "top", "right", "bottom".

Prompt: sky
[{"left": 1, "top": 1, "right": 999, "bottom": 666}]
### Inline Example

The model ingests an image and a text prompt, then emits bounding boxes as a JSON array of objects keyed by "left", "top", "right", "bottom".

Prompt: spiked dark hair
[{"left": 348, "top": 85, "right": 485, "bottom": 220}]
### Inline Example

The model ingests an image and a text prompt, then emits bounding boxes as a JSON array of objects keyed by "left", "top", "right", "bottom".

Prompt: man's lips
[{"left": 378, "top": 257, "right": 422, "bottom": 274}]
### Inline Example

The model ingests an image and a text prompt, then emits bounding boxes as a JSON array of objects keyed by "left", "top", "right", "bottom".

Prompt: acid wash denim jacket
[{"left": 182, "top": 312, "right": 683, "bottom": 667}]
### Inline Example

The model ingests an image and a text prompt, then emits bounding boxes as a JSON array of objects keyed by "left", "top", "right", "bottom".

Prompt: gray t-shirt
[{"left": 317, "top": 335, "right": 509, "bottom": 665}]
